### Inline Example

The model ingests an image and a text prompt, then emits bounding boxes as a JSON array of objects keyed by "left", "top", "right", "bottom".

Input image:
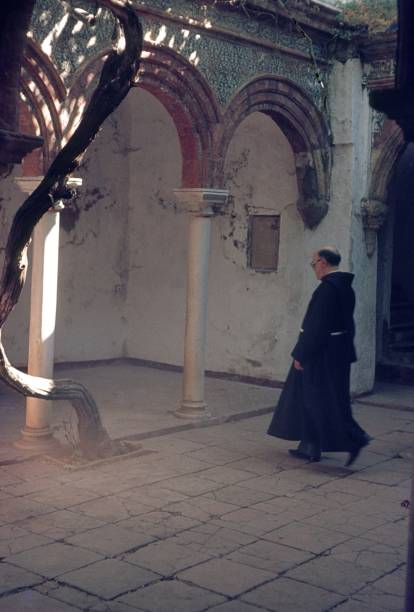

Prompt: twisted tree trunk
[{"left": 0, "top": 0, "right": 143, "bottom": 458}]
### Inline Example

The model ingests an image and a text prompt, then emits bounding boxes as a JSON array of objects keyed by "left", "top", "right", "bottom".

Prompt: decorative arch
[
  {"left": 369, "top": 120, "right": 406, "bottom": 203},
  {"left": 20, "top": 39, "right": 66, "bottom": 171},
  {"left": 361, "top": 120, "right": 406, "bottom": 257},
  {"left": 67, "top": 44, "right": 221, "bottom": 188},
  {"left": 215, "top": 75, "right": 332, "bottom": 228}
]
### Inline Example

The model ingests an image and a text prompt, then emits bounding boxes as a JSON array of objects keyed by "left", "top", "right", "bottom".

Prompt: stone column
[
  {"left": 174, "top": 188, "right": 229, "bottom": 419},
  {"left": 14, "top": 176, "right": 81, "bottom": 451}
]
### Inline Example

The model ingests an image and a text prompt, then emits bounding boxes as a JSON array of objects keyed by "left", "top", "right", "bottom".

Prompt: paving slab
[
  {"left": 117, "top": 510, "right": 201, "bottom": 539},
  {"left": 210, "top": 506, "right": 298, "bottom": 537},
  {"left": 171, "top": 524, "right": 257, "bottom": 556},
  {"left": 61, "top": 558, "right": 160, "bottom": 599},
  {"left": 65, "top": 523, "right": 156, "bottom": 557},
  {"left": 16, "top": 509, "right": 106, "bottom": 540},
  {"left": 286, "top": 555, "right": 384, "bottom": 596},
  {"left": 263, "top": 520, "right": 350, "bottom": 554},
  {"left": 5, "top": 541, "right": 103, "bottom": 578},
  {"left": 0, "top": 524, "right": 53, "bottom": 557},
  {"left": 329, "top": 536, "right": 406, "bottom": 573},
  {"left": 225, "top": 539, "right": 313, "bottom": 574},
  {"left": 0, "top": 561, "right": 43, "bottom": 596},
  {"left": 118, "top": 578, "right": 225, "bottom": 611},
  {"left": 355, "top": 382, "right": 414, "bottom": 412},
  {"left": 177, "top": 557, "right": 275, "bottom": 597},
  {"left": 241, "top": 576, "right": 344, "bottom": 611},
  {"left": 208, "top": 601, "right": 267, "bottom": 612},
  {"left": 36, "top": 580, "right": 102, "bottom": 610},
  {"left": 0, "top": 590, "right": 78, "bottom": 612},
  {"left": 123, "top": 539, "right": 213, "bottom": 576}
]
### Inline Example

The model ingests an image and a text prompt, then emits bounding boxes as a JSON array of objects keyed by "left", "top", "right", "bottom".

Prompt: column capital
[
  {"left": 15, "top": 176, "right": 83, "bottom": 212},
  {"left": 15, "top": 176, "right": 44, "bottom": 195},
  {"left": 174, "top": 188, "right": 229, "bottom": 216}
]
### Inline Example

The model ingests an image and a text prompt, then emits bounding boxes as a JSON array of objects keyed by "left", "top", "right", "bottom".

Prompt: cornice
[{"left": 135, "top": 3, "right": 333, "bottom": 66}]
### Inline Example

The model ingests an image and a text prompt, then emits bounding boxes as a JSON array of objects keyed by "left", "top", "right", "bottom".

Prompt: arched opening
[
  {"left": 207, "top": 110, "right": 302, "bottom": 381},
  {"left": 377, "top": 143, "right": 414, "bottom": 378},
  {"left": 54, "top": 87, "right": 185, "bottom": 366},
  {"left": 216, "top": 75, "right": 331, "bottom": 229}
]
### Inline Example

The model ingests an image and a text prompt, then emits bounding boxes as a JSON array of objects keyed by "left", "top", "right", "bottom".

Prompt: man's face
[{"left": 310, "top": 253, "right": 327, "bottom": 280}]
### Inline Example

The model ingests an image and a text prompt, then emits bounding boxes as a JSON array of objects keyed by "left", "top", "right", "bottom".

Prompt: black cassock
[{"left": 267, "top": 271, "right": 368, "bottom": 452}]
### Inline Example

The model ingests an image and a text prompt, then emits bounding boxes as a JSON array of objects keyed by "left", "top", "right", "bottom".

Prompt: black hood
[
  {"left": 322, "top": 272, "right": 356, "bottom": 327},
  {"left": 322, "top": 271, "right": 354, "bottom": 289},
  {"left": 322, "top": 271, "right": 354, "bottom": 301}
]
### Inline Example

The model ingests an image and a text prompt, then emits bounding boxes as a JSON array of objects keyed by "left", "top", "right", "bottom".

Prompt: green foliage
[{"left": 334, "top": 0, "right": 397, "bottom": 32}]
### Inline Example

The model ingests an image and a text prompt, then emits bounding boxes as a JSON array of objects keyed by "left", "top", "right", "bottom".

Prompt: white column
[
  {"left": 14, "top": 176, "right": 81, "bottom": 451},
  {"left": 174, "top": 188, "right": 229, "bottom": 419}
]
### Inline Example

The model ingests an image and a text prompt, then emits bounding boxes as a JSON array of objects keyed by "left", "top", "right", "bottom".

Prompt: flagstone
[
  {"left": 241, "top": 576, "right": 343, "bottom": 611},
  {"left": 286, "top": 555, "right": 383, "bottom": 595},
  {"left": 225, "top": 539, "right": 313, "bottom": 573},
  {"left": 66, "top": 523, "right": 155, "bottom": 556},
  {"left": 124, "top": 539, "right": 213, "bottom": 576},
  {"left": 0, "top": 562, "right": 42, "bottom": 596},
  {"left": 5, "top": 542, "right": 102, "bottom": 578},
  {"left": 61, "top": 558, "right": 159, "bottom": 599},
  {"left": 264, "top": 520, "right": 350, "bottom": 553},
  {"left": 119, "top": 578, "right": 225, "bottom": 611},
  {"left": 16, "top": 509, "right": 106, "bottom": 540},
  {"left": 0, "top": 590, "right": 78, "bottom": 611},
  {"left": 177, "top": 557, "right": 275, "bottom": 597}
]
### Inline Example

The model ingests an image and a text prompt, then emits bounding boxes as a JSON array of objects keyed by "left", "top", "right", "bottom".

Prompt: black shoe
[
  {"left": 289, "top": 449, "right": 320, "bottom": 463},
  {"left": 345, "top": 439, "right": 369, "bottom": 467}
]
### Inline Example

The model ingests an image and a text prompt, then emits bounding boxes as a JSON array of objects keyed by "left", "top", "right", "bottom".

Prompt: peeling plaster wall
[
  {"left": 329, "top": 59, "right": 374, "bottom": 394},
  {"left": 54, "top": 103, "right": 131, "bottom": 363},
  {"left": 207, "top": 112, "right": 304, "bottom": 381},
  {"left": 124, "top": 88, "right": 186, "bottom": 365}
]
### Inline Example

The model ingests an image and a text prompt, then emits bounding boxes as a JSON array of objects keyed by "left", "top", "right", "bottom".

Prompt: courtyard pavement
[{"left": 0, "top": 362, "right": 413, "bottom": 611}]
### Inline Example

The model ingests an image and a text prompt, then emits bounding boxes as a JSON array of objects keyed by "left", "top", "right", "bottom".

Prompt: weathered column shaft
[
  {"left": 174, "top": 188, "right": 229, "bottom": 419},
  {"left": 181, "top": 212, "right": 211, "bottom": 412},
  {"left": 25, "top": 210, "right": 60, "bottom": 431},
  {"left": 14, "top": 176, "right": 81, "bottom": 451}
]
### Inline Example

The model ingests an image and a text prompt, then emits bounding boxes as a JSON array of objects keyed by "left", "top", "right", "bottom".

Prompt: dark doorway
[{"left": 376, "top": 143, "right": 414, "bottom": 382}]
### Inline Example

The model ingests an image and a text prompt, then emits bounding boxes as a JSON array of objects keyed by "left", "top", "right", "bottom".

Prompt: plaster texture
[{"left": 0, "top": 59, "right": 394, "bottom": 396}]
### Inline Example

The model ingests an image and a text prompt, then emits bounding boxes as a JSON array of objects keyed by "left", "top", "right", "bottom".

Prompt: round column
[
  {"left": 174, "top": 188, "right": 229, "bottom": 419},
  {"left": 14, "top": 176, "right": 81, "bottom": 451}
]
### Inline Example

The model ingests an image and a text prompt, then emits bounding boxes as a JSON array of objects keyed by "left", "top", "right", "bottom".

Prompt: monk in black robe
[{"left": 267, "top": 247, "right": 369, "bottom": 466}]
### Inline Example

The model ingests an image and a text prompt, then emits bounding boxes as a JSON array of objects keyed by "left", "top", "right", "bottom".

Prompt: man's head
[{"left": 310, "top": 246, "right": 341, "bottom": 280}]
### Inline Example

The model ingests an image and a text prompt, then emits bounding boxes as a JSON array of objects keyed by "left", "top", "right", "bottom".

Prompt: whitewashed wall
[
  {"left": 329, "top": 58, "right": 376, "bottom": 394},
  {"left": 0, "top": 72, "right": 375, "bottom": 393},
  {"left": 123, "top": 88, "right": 186, "bottom": 365},
  {"left": 208, "top": 112, "right": 304, "bottom": 381}
]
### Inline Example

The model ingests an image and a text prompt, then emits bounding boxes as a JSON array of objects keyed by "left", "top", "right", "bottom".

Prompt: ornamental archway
[
  {"left": 67, "top": 43, "right": 221, "bottom": 188},
  {"left": 20, "top": 39, "right": 65, "bottom": 172},
  {"left": 215, "top": 75, "right": 332, "bottom": 229},
  {"left": 368, "top": 120, "right": 411, "bottom": 371}
]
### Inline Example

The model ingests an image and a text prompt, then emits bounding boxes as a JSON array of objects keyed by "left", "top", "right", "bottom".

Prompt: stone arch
[
  {"left": 369, "top": 121, "right": 406, "bottom": 203},
  {"left": 361, "top": 121, "right": 406, "bottom": 256},
  {"left": 67, "top": 44, "right": 221, "bottom": 188},
  {"left": 21, "top": 39, "right": 65, "bottom": 170},
  {"left": 216, "top": 75, "right": 332, "bottom": 229}
]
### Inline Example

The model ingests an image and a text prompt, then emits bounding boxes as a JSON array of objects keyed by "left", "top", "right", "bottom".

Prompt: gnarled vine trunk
[{"left": 0, "top": 0, "right": 143, "bottom": 458}]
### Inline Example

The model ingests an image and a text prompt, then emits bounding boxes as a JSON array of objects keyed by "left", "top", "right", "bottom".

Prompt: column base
[
  {"left": 174, "top": 400, "right": 211, "bottom": 420},
  {"left": 14, "top": 426, "right": 60, "bottom": 453}
]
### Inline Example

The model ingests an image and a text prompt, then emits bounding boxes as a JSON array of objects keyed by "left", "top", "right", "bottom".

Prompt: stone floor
[{"left": 0, "top": 362, "right": 412, "bottom": 611}]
